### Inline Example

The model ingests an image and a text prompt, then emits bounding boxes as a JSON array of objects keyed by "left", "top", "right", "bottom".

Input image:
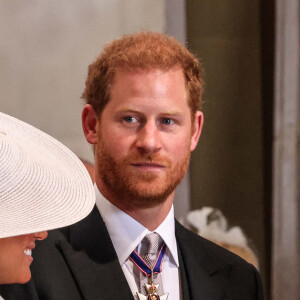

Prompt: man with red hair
[{"left": 1, "top": 32, "right": 263, "bottom": 299}]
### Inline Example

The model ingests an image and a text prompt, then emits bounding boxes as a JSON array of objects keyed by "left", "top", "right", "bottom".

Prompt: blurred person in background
[{"left": 183, "top": 207, "right": 259, "bottom": 269}]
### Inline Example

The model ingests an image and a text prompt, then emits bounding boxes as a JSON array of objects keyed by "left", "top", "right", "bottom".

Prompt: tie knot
[{"left": 141, "top": 233, "right": 162, "bottom": 265}]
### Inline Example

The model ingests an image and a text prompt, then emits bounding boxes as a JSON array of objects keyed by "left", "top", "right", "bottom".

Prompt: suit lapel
[
  {"left": 58, "top": 207, "right": 134, "bottom": 299},
  {"left": 176, "top": 220, "right": 230, "bottom": 300},
  {"left": 177, "top": 244, "right": 191, "bottom": 300}
]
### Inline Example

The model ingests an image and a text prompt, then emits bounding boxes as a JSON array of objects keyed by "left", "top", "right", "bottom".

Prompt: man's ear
[
  {"left": 190, "top": 111, "right": 204, "bottom": 152},
  {"left": 82, "top": 104, "right": 99, "bottom": 144}
]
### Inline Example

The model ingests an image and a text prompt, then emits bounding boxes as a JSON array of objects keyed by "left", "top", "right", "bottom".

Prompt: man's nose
[
  {"left": 33, "top": 231, "right": 48, "bottom": 241},
  {"left": 135, "top": 121, "right": 161, "bottom": 154}
]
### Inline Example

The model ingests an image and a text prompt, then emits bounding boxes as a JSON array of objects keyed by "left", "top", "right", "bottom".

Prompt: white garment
[
  {"left": 95, "top": 185, "right": 180, "bottom": 300},
  {"left": 0, "top": 295, "right": 4, "bottom": 300}
]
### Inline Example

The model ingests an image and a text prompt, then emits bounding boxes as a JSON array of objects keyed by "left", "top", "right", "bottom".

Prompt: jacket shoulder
[{"left": 175, "top": 220, "right": 264, "bottom": 299}]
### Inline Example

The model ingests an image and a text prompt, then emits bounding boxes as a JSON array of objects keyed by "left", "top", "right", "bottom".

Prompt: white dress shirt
[{"left": 95, "top": 185, "right": 180, "bottom": 300}]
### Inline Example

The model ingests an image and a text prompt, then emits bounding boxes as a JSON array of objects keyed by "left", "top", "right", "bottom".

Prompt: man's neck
[{"left": 96, "top": 180, "right": 174, "bottom": 231}]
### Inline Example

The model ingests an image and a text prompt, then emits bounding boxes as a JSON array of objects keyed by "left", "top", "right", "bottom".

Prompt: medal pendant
[{"left": 136, "top": 283, "right": 169, "bottom": 300}]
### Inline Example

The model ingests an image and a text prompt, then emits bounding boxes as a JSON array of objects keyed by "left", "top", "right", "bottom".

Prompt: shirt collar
[{"left": 94, "top": 184, "right": 179, "bottom": 267}]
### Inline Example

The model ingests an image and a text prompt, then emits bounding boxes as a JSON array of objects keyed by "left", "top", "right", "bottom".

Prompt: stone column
[{"left": 272, "top": 0, "right": 300, "bottom": 299}]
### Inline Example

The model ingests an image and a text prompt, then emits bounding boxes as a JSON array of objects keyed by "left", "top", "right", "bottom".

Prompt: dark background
[{"left": 187, "top": 1, "right": 275, "bottom": 298}]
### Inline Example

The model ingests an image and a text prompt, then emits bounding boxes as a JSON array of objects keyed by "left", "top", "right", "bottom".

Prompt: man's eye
[
  {"left": 123, "top": 116, "right": 137, "bottom": 123},
  {"left": 161, "top": 118, "right": 174, "bottom": 125}
]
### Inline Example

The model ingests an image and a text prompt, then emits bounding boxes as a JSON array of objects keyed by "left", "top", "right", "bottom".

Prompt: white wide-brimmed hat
[{"left": 0, "top": 112, "right": 95, "bottom": 239}]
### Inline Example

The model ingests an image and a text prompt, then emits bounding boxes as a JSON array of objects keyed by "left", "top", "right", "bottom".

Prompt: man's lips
[{"left": 131, "top": 162, "right": 165, "bottom": 169}]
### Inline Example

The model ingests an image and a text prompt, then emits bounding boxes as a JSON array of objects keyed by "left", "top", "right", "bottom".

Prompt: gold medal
[{"left": 136, "top": 269, "right": 169, "bottom": 300}]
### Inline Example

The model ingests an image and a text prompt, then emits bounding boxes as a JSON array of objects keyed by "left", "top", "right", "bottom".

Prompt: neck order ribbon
[{"left": 129, "top": 243, "right": 167, "bottom": 276}]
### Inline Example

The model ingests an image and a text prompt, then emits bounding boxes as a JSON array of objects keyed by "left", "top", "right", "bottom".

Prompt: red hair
[{"left": 82, "top": 32, "right": 204, "bottom": 116}]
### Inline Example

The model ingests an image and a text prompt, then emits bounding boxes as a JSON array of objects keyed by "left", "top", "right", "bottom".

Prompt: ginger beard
[{"left": 95, "top": 133, "right": 191, "bottom": 209}]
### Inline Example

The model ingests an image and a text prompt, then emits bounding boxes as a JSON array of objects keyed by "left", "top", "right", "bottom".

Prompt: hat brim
[{"left": 0, "top": 112, "right": 95, "bottom": 238}]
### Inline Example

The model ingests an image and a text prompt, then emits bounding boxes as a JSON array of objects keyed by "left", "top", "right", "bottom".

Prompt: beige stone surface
[{"left": 0, "top": 0, "right": 165, "bottom": 161}]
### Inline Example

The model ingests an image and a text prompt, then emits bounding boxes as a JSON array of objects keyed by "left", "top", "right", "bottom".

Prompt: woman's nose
[{"left": 33, "top": 231, "right": 48, "bottom": 241}]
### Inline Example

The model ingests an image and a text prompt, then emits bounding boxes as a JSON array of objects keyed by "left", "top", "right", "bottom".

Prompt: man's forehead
[
  {"left": 112, "top": 66, "right": 184, "bottom": 81},
  {"left": 110, "top": 68, "right": 186, "bottom": 100},
  {"left": 111, "top": 68, "right": 185, "bottom": 93}
]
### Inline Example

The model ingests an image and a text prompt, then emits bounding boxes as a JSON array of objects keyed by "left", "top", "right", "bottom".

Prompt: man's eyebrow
[
  {"left": 115, "top": 108, "right": 142, "bottom": 113},
  {"left": 116, "top": 109, "right": 184, "bottom": 116},
  {"left": 160, "top": 111, "right": 183, "bottom": 116},
  {"left": 114, "top": 105, "right": 186, "bottom": 117}
]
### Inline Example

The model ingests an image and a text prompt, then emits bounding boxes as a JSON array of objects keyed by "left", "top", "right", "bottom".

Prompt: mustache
[{"left": 121, "top": 152, "right": 172, "bottom": 167}]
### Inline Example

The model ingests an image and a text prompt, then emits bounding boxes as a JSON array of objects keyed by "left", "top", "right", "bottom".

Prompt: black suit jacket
[{"left": 0, "top": 206, "right": 263, "bottom": 299}]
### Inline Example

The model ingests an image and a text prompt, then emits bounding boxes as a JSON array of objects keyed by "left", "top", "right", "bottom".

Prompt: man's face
[{"left": 95, "top": 68, "right": 202, "bottom": 208}]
